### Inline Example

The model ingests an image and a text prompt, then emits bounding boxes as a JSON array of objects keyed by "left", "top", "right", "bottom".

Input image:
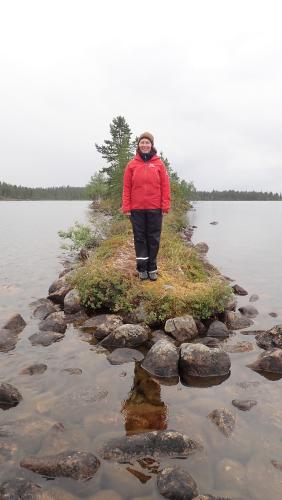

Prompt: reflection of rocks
[
  {"left": 232, "top": 284, "right": 248, "bottom": 295},
  {"left": 157, "top": 466, "right": 198, "bottom": 499},
  {"left": 179, "top": 344, "right": 231, "bottom": 381},
  {"left": 20, "top": 363, "right": 47, "bottom": 375},
  {"left": 33, "top": 300, "right": 57, "bottom": 319},
  {"left": 232, "top": 399, "right": 257, "bottom": 411},
  {"left": 238, "top": 305, "right": 259, "bottom": 318},
  {"left": 29, "top": 331, "right": 65, "bottom": 346},
  {"left": 101, "top": 430, "right": 203, "bottom": 461},
  {"left": 226, "top": 311, "right": 254, "bottom": 330},
  {"left": 0, "top": 383, "right": 23, "bottom": 410},
  {"left": 39, "top": 311, "right": 67, "bottom": 334},
  {"left": 256, "top": 325, "right": 282, "bottom": 350},
  {"left": 107, "top": 348, "right": 144, "bottom": 365},
  {"left": 101, "top": 324, "right": 149, "bottom": 348},
  {"left": 64, "top": 289, "right": 82, "bottom": 314},
  {"left": 271, "top": 460, "right": 282, "bottom": 471},
  {"left": 3, "top": 313, "right": 26, "bottom": 332},
  {"left": 207, "top": 408, "right": 235, "bottom": 437},
  {"left": 0, "top": 479, "right": 42, "bottom": 499},
  {"left": 21, "top": 450, "right": 100, "bottom": 480},
  {"left": 207, "top": 321, "right": 229, "bottom": 338},
  {"left": 224, "top": 341, "right": 253, "bottom": 353},
  {"left": 248, "top": 349, "right": 282, "bottom": 374},
  {"left": 81, "top": 314, "right": 123, "bottom": 340},
  {"left": 164, "top": 315, "right": 198, "bottom": 343},
  {"left": 142, "top": 340, "right": 179, "bottom": 378}
]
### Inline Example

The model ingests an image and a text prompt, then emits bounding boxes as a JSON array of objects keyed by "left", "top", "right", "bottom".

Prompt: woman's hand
[{"left": 125, "top": 211, "right": 131, "bottom": 216}]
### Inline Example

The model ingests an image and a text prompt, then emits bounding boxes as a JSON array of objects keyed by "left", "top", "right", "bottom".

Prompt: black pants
[{"left": 130, "top": 209, "right": 163, "bottom": 272}]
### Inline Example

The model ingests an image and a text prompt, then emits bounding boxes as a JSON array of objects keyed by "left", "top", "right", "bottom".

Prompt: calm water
[{"left": 0, "top": 200, "right": 282, "bottom": 499}]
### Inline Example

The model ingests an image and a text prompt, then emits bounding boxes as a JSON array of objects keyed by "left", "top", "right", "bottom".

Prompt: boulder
[
  {"left": 33, "top": 301, "right": 57, "bottom": 319},
  {"left": 226, "top": 311, "right": 253, "bottom": 330},
  {"left": 20, "top": 450, "right": 100, "bottom": 480},
  {"left": 29, "top": 331, "right": 65, "bottom": 346},
  {"left": 100, "top": 324, "right": 149, "bottom": 348},
  {"left": 0, "top": 383, "right": 23, "bottom": 409},
  {"left": 81, "top": 314, "right": 123, "bottom": 340},
  {"left": 194, "top": 242, "right": 209, "bottom": 253},
  {"left": 20, "top": 363, "right": 48, "bottom": 375},
  {"left": 157, "top": 466, "right": 198, "bottom": 499},
  {"left": 150, "top": 329, "right": 175, "bottom": 346},
  {"left": 207, "top": 408, "right": 235, "bottom": 437},
  {"left": 100, "top": 430, "right": 203, "bottom": 461},
  {"left": 238, "top": 305, "right": 258, "bottom": 318},
  {"left": 47, "top": 279, "right": 72, "bottom": 305},
  {"left": 179, "top": 343, "right": 231, "bottom": 381},
  {"left": 247, "top": 349, "right": 282, "bottom": 374},
  {"left": 39, "top": 312, "right": 67, "bottom": 334},
  {"left": 164, "top": 315, "right": 198, "bottom": 343},
  {"left": 207, "top": 321, "right": 229, "bottom": 338},
  {"left": 200, "top": 337, "right": 221, "bottom": 348},
  {"left": 232, "top": 284, "right": 248, "bottom": 295},
  {"left": 64, "top": 289, "right": 82, "bottom": 314},
  {"left": 107, "top": 348, "right": 144, "bottom": 365},
  {"left": 256, "top": 324, "right": 282, "bottom": 350},
  {"left": 3, "top": 313, "right": 26, "bottom": 332},
  {"left": 0, "top": 328, "right": 20, "bottom": 353},
  {"left": 232, "top": 399, "right": 257, "bottom": 411},
  {"left": 142, "top": 340, "right": 179, "bottom": 378},
  {"left": 48, "top": 278, "right": 67, "bottom": 294}
]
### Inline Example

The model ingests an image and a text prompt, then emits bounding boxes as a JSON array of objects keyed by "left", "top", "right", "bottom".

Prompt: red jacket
[{"left": 122, "top": 154, "right": 171, "bottom": 213}]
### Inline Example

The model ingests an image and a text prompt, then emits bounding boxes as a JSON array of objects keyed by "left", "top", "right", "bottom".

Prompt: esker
[{"left": 122, "top": 132, "right": 171, "bottom": 281}]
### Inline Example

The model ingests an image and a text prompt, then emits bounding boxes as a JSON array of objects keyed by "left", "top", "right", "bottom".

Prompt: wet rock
[
  {"left": 256, "top": 324, "right": 282, "bottom": 350},
  {"left": 20, "top": 450, "right": 100, "bottom": 480},
  {"left": 39, "top": 311, "right": 67, "bottom": 333},
  {"left": 3, "top": 313, "right": 26, "bottom": 332},
  {"left": 107, "top": 348, "right": 144, "bottom": 365},
  {"left": 179, "top": 343, "right": 231, "bottom": 380},
  {"left": 249, "top": 294, "right": 259, "bottom": 302},
  {"left": 100, "top": 324, "right": 149, "bottom": 348},
  {"left": 142, "top": 340, "right": 179, "bottom": 378},
  {"left": 269, "top": 312, "right": 278, "bottom": 317},
  {"left": 64, "top": 289, "right": 82, "bottom": 314},
  {"left": 194, "top": 242, "right": 209, "bottom": 253},
  {"left": 0, "top": 478, "right": 42, "bottom": 498},
  {"left": 210, "top": 221, "right": 218, "bottom": 225},
  {"left": 232, "top": 284, "right": 248, "bottom": 296},
  {"left": 157, "top": 466, "right": 198, "bottom": 499},
  {"left": 101, "top": 430, "right": 203, "bottom": 461},
  {"left": 61, "top": 368, "right": 82, "bottom": 375},
  {"left": 48, "top": 281, "right": 72, "bottom": 305},
  {"left": 33, "top": 301, "right": 57, "bottom": 320},
  {"left": 224, "top": 341, "right": 253, "bottom": 353},
  {"left": 200, "top": 337, "right": 221, "bottom": 348},
  {"left": 207, "top": 408, "right": 235, "bottom": 437},
  {"left": 0, "top": 328, "right": 20, "bottom": 352},
  {"left": 164, "top": 315, "right": 198, "bottom": 343},
  {"left": 232, "top": 399, "right": 257, "bottom": 411},
  {"left": 238, "top": 305, "right": 259, "bottom": 318},
  {"left": 0, "top": 383, "right": 23, "bottom": 409},
  {"left": 20, "top": 363, "right": 48, "bottom": 375},
  {"left": 248, "top": 348, "right": 282, "bottom": 374},
  {"left": 226, "top": 311, "right": 253, "bottom": 330},
  {"left": 29, "top": 331, "right": 65, "bottom": 346},
  {"left": 81, "top": 314, "right": 123, "bottom": 340},
  {"left": 207, "top": 321, "right": 229, "bottom": 338}
]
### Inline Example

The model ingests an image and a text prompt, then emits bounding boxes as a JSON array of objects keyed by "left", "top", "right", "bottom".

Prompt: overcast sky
[{"left": 1, "top": 0, "right": 282, "bottom": 191}]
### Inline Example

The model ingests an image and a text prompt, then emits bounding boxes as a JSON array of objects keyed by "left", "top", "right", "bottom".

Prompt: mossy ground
[{"left": 70, "top": 210, "right": 232, "bottom": 326}]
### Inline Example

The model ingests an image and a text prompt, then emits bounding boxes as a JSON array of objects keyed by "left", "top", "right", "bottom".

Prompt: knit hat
[{"left": 138, "top": 132, "right": 154, "bottom": 145}]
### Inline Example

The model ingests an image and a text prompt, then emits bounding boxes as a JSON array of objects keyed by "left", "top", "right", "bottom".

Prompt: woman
[{"left": 122, "top": 132, "right": 171, "bottom": 281}]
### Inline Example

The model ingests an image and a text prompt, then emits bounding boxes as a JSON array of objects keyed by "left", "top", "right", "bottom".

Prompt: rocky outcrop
[
  {"left": 142, "top": 339, "right": 179, "bottom": 378},
  {"left": 81, "top": 314, "right": 123, "bottom": 340},
  {"left": 164, "top": 315, "right": 198, "bottom": 343},
  {"left": 63, "top": 289, "right": 82, "bottom": 314},
  {"left": 0, "top": 383, "right": 23, "bottom": 409},
  {"left": 157, "top": 466, "right": 198, "bottom": 499},
  {"left": 207, "top": 408, "right": 235, "bottom": 436},
  {"left": 20, "top": 450, "right": 100, "bottom": 480},
  {"left": 100, "top": 324, "right": 149, "bottom": 348},
  {"left": 256, "top": 324, "right": 282, "bottom": 350},
  {"left": 179, "top": 343, "right": 231, "bottom": 381},
  {"left": 207, "top": 320, "right": 229, "bottom": 338},
  {"left": 101, "top": 430, "right": 203, "bottom": 461},
  {"left": 248, "top": 349, "right": 282, "bottom": 374},
  {"left": 39, "top": 312, "right": 67, "bottom": 334}
]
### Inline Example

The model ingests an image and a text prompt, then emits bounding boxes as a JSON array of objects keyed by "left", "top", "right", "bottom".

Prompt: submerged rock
[
  {"left": 0, "top": 478, "right": 42, "bottom": 498},
  {"left": 256, "top": 324, "right": 282, "bottom": 350},
  {"left": 157, "top": 466, "right": 198, "bottom": 499},
  {"left": 61, "top": 368, "right": 82, "bottom": 375},
  {"left": 142, "top": 339, "right": 179, "bottom": 378},
  {"left": 0, "top": 383, "right": 23, "bottom": 409},
  {"left": 164, "top": 315, "right": 198, "bottom": 343},
  {"left": 224, "top": 341, "right": 253, "bottom": 353},
  {"left": 101, "top": 430, "right": 203, "bottom": 461},
  {"left": 232, "top": 284, "right": 248, "bottom": 296},
  {"left": 207, "top": 408, "right": 235, "bottom": 437},
  {"left": 179, "top": 343, "right": 231, "bottom": 381},
  {"left": 247, "top": 349, "right": 282, "bottom": 374},
  {"left": 20, "top": 363, "right": 48, "bottom": 375},
  {"left": 39, "top": 312, "right": 67, "bottom": 334},
  {"left": 232, "top": 399, "right": 257, "bottom": 411},
  {"left": 0, "top": 328, "right": 20, "bottom": 353},
  {"left": 33, "top": 301, "right": 57, "bottom": 320},
  {"left": 20, "top": 450, "right": 100, "bottom": 480},
  {"left": 29, "top": 331, "right": 65, "bottom": 346},
  {"left": 207, "top": 321, "right": 229, "bottom": 338},
  {"left": 3, "top": 313, "right": 26, "bottom": 332},
  {"left": 81, "top": 314, "right": 123, "bottom": 340},
  {"left": 226, "top": 311, "right": 254, "bottom": 330},
  {"left": 64, "top": 289, "right": 82, "bottom": 314},
  {"left": 100, "top": 324, "right": 149, "bottom": 348},
  {"left": 249, "top": 294, "right": 259, "bottom": 302},
  {"left": 238, "top": 305, "right": 259, "bottom": 318},
  {"left": 107, "top": 348, "right": 144, "bottom": 365}
]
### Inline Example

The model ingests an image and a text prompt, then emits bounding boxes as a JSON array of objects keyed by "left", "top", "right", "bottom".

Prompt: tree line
[
  {"left": 0, "top": 182, "right": 89, "bottom": 200},
  {"left": 192, "top": 190, "right": 282, "bottom": 201}
]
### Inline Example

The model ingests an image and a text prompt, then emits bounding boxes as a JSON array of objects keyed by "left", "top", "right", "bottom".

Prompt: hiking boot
[
  {"left": 148, "top": 271, "right": 158, "bottom": 281},
  {"left": 139, "top": 271, "right": 149, "bottom": 280}
]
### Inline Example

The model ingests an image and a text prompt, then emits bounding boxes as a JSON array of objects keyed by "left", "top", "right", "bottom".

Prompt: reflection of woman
[{"left": 122, "top": 132, "right": 171, "bottom": 281}]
